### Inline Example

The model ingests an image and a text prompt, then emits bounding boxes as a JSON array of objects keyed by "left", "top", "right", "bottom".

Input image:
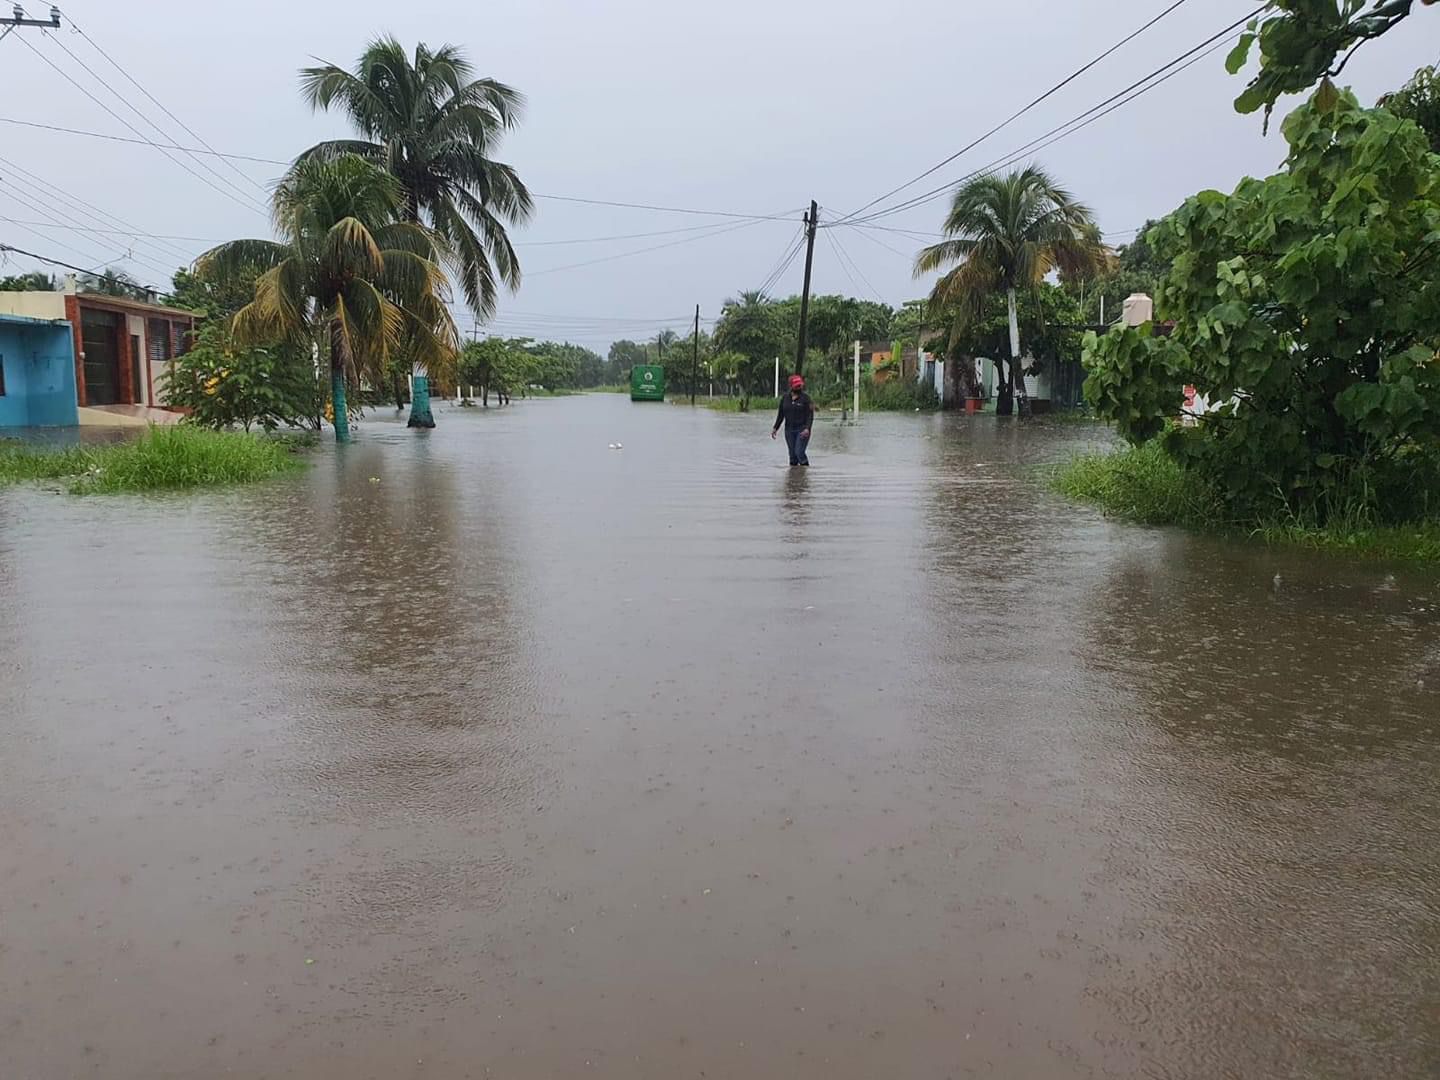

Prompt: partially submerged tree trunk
[
  {"left": 329, "top": 322, "right": 351, "bottom": 443},
  {"left": 995, "top": 357, "right": 1014, "bottom": 416},
  {"left": 1005, "top": 287, "right": 1031, "bottom": 418},
  {"left": 407, "top": 365, "right": 436, "bottom": 429}
]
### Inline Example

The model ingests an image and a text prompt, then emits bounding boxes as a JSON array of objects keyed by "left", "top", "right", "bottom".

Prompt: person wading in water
[{"left": 772, "top": 374, "right": 814, "bottom": 467}]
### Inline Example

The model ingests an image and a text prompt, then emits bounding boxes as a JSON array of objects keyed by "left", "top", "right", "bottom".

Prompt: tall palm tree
[
  {"left": 196, "top": 154, "right": 458, "bottom": 443},
  {"left": 914, "top": 166, "right": 1104, "bottom": 415},
  {"left": 294, "top": 37, "right": 532, "bottom": 428},
  {"left": 715, "top": 290, "right": 779, "bottom": 409}
]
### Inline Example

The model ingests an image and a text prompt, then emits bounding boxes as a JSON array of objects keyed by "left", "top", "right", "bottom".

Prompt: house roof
[
  {"left": 0, "top": 312, "right": 71, "bottom": 328},
  {"left": 73, "top": 292, "right": 199, "bottom": 319}
]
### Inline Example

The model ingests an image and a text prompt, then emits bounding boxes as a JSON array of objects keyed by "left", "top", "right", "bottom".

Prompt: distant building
[
  {"left": 0, "top": 313, "right": 78, "bottom": 428},
  {"left": 0, "top": 279, "right": 197, "bottom": 413}
]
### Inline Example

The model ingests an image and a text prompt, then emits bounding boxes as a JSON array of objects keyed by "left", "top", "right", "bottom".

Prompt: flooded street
[{"left": 3, "top": 394, "right": 1438, "bottom": 1079}]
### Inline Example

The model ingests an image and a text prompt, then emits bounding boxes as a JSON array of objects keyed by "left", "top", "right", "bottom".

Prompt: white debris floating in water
[{"left": 608, "top": 443, "right": 624, "bottom": 451}]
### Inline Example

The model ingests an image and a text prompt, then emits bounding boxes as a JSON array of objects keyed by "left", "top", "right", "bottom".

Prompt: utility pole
[
  {"left": 690, "top": 304, "right": 699, "bottom": 406},
  {"left": 0, "top": 5, "right": 60, "bottom": 42},
  {"left": 794, "top": 200, "right": 819, "bottom": 377}
]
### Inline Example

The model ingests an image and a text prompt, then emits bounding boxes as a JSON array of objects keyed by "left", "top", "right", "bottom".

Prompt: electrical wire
[
  {"left": 832, "top": 0, "right": 1195, "bottom": 225},
  {"left": 754, "top": 224, "right": 806, "bottom": 298},
  {"left": 11, "top": 33, "right": 267, "bottom": 216},
  {"left": 0, "top": 153, "right": 197, "bottom": 264},
  {"left": 0, "top": 241, "right": 164, "bottom": 296},
  {"left": 758, "top": 236, "right": 806, "bottom": 300},
  {"left": 530, "top": 192, "right": 800, "bottom": 221},
  {"left": 525, "top": 214, "right": 788, "bottom": 277},
  {"left": 0, "top": 116, "right": 290, "bottom": 163},
  {"left": 40, "top": 25, "right": 266, "bottom": 206},
  {"left": 0, "top": 177, "right": 177, "bottom": 278},
  {"left": 826, "top": 227, "right": 885, "bottom": 303},
  {"left": 834, "top": 221, "right": 915, "bottom": 263},
  {"left": 0, "top": 219, "right": 217, "bottom": 243},
  {"left": 850, "top": 11, "right": 1259, "bottom": 226},
  {"left": 822, "top": 227, "right": 866, "bottom": 299},
  {"left": 0, "top": 176, "right": 186, "bottom": 279},
  {"left": 52, "top": 6, "right": 269, "bottom": 193},
  {"left": 515, "top": 220, "right": 760, "bottom": 247}
]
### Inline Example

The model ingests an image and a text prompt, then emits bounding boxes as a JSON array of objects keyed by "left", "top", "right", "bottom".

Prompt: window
[{"left": 147, "top": 318, "right": 172, "bottom": 363}]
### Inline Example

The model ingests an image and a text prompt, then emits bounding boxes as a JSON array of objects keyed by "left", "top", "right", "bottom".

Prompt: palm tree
[
  {"left": 914, "top": 166, "right": 1104, "bottom": 415},
  {"left": 294, "top": 37, "right": 532, "bottom": 428},
  {"left": 715, "top": 290, "right": 779, "bottom": 410},
  {"left": 196, "top": 154, "right": 458, "bottom": 443}
]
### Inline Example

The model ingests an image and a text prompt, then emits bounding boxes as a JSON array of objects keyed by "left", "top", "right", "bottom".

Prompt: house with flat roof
[
  {"left": 0, "top": 312, "right": 78, "bottom": 428},
  {"left": 0, "top": 279, "right": 197, "bottom": 415}
]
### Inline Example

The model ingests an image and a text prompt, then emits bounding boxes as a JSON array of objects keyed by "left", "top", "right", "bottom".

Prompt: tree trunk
[
  {"left": 329, "top": 321, "right": 351, "bottom": 443},
  {"left": 1006, "top": 287, "right": 1030, "bottom": 418},
  {"left": 995, "top": 357, "right": 1014, "bottom": 416},
  {"left": 407, "top": 365, "right": 436, "bottom": 429}
]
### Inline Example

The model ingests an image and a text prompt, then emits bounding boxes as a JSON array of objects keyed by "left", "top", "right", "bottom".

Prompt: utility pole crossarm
[{"left": 1, "top": 5, "right": 62, "bottom": 30}]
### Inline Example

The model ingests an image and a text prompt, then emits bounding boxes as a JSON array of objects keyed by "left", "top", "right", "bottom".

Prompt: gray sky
[{"left": 1, "top": 0, "right": 1433, "bottom": 348}]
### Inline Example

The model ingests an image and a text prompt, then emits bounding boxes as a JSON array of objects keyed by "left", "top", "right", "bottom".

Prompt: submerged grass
[
  {"left": 1052, "top": 442, "right": 1440, "bottom": 562},
  {"left": 0, "top": 426, "right": 305, "bottom": 495}
]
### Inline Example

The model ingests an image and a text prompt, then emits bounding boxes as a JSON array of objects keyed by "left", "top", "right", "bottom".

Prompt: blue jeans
[{"left": 785, "top": 428, "right": 810, "bottom": 466}]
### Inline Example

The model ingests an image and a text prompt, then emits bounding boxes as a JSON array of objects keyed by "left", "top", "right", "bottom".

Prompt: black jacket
[{"left": 774, "top": 391, "right": 814, "bottom": 433}]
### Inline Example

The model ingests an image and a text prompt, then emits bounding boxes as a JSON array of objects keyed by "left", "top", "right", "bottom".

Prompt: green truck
[{"left": 630, "top": 364, "right": 666, "bottom": 402}]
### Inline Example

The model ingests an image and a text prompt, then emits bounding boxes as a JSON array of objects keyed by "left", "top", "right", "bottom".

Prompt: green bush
[
  {"left": 1053, "top": 441, "right": 1227, "bottom": 527},
  {"left": 0, "top": 426, "right": 304, "bottom": 494},
  {"left": 162, "top": 322, "right": 322, "bottom": 432}
]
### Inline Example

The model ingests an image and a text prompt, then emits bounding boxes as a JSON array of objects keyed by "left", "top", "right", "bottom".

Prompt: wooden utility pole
[
  {"left": 794, "top": 200, "right": 819, "bottom": 376},
  {"left": 690, "top": 304, "right": 699, "bottom": 405}
]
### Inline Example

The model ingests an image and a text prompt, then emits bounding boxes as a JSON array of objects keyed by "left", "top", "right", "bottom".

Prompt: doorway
[{"left": 81, "top": 309, "right": 121, "bottom": 406}]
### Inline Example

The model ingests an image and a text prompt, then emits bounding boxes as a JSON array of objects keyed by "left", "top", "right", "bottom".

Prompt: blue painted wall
[{"left": 0, "top": 315, "right": 78, "bottom": 428}]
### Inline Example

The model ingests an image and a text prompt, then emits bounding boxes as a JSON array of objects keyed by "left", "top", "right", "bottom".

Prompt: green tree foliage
[
  {"left": 1381, "top": 63, "right": 1440, "bottom": 151},
  {"left": 714, "top": 291, "right": 783, "bottom": 406},
  {"left": 168, "top": 264, "right": 263, "bottom": 320},
  {"left": 607, "top": 339, "right": 649, "bottom": 383},
  {"left": 80, "top": 266, "right": 150, "bottom": 301},
  {"left": 0, "top": 271, "right": 59, "bottom": 291},
  {"left": 162, "top": 321, "right": 321, "bottom": 432},
  {"left": 1083, "top": 90, "right": 1440, "bottom": 524},
  {"left": 915, "top": 165, "right": 1105, "bottom": 414},
  {"left": 1230, "top": 0, "right": 1437, "bottom": 126},
  {"left": 295, "top": 37, "right": 532, "bottom": 321},
  {"left": 197, "top": 154, "right": 458, "bottom": 442}
]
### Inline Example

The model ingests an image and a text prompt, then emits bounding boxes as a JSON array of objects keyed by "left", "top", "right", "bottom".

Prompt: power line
[
  {"left": 833, "top": 0, "right": 1194, "bottom": 225},
  {"left": 754, "top": 224, "right": 806, "bottom": 298},
  {"left": 0, "top": 115, "right": 289, "bottom": 164},
  {"left": 0, "top": 218, "right": 216, "bottom": 243},
  {"left": 822, "top": 227, "right": 866, "bottom": 299},
  {"left": 826, "top": 227, "right": 885, "bottom": 303},
  {"left": 526, "top": 214, "right": 787, "bottom": 277},
  {"left": 12, "top": 32, "right": 268, "bottom": 216},
  {"left": 758, "top": 235, "right": 806, "bottom": 300},
  {"left": 0, "top": 153, "right": 196, "bottom": 264},
  {"left": 0, "top": 169, "right": 177, "bottom": 277},
  {"left": 52, "top": 5, "right": 268, "bottom": 194},
  {"left": 833, "top": 220, "right": 914, "bottom": 263},
  {"left": 39, "top": 25, "right": 266, "bottom": 206},
  {"left": 0, "top": 241, "right": 165, "bottom": 296},
  {"left": 851, "top": 10, "right": 1260, "bottom": 227},
  {"left": 516, "top": 221, "right": 757, "bottom": 247},
  {"left": 530, "top": 192, "right": 799, "bottom": 221}
]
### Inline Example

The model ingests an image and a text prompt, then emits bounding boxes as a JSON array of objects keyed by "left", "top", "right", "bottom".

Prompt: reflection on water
[{"left": 1, "top": 398, "right": 1436, "bottom": 1079}]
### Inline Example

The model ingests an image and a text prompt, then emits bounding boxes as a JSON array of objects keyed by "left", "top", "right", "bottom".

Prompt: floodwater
[{"left": 2, "top": 395, "right": 1438, "bottom": 1079}]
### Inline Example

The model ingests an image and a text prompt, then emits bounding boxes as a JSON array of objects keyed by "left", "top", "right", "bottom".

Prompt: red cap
[{"left": 789, "top": 375, "right": 805, "bottom": 389}]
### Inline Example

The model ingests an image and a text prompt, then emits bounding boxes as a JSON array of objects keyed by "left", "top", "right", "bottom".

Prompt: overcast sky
[{"left": 1, "top": 0, "right": 1432, "bottom": 348}]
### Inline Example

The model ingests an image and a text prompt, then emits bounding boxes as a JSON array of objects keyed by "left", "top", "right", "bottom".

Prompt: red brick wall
[{"left": 65, "top": 294, "right": 85, "bottom": 406}]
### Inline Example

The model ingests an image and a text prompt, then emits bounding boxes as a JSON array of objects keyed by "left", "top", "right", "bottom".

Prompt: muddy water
[{"left": 2, "top": 395, "right": 1437, "bottom": 1079}]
